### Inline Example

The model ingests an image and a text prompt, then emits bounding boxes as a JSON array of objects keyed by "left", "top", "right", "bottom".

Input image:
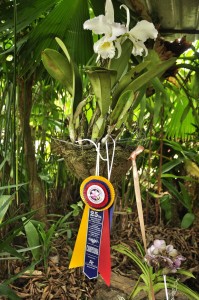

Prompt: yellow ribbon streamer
[{"left": 69, "top": 205, "right": 89, "bottom": 268}]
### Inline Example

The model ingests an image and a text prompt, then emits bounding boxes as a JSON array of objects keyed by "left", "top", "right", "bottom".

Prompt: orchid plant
[
  {"left": 42, "top": 0, "right": 176, "bottom": 144},
  {"left": 113, "top": 240, "right": 199, "bottom": 300}
]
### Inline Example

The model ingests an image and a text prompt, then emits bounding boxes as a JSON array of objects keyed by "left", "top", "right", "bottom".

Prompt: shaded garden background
[{"left": 0, "top": 0, "right": 199, "bottom": 299}]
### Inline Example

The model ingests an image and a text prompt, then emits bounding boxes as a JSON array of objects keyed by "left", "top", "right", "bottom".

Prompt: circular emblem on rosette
[{"left": 80, "top": 176, "right": 115, "bottom": 211}]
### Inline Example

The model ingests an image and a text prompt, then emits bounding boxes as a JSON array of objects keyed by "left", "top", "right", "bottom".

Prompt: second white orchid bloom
[
  {"left": 83, "top": 0, "right": 126, "bottom": 60},
  {"left": 128, "top": 20, "right": 158, "bottom": 56}
]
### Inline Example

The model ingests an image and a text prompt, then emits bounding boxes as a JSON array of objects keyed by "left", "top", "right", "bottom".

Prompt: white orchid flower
[
  {"left": 94, "top": 36, "right": 116, "bottom": 61},
  {"left": 128, "top": 20, "right": 158, "bottom": 56},
  {"left": 121, "top": 5, "right": 158, "bottom": 56},
  {"left": 83, "top": 0, "right": 126, "bottom": 60}
]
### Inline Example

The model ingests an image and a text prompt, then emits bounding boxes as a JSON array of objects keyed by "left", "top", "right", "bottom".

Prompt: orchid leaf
[
  {"left": 41, "top": 49, "right": 73, "bottom": 94},
  {"left": 109, "top": 39, "right": 133, "bottom": 82},
  {"left": 109, "top": 90, "right": 134, "bottom": 126},
  {"left": 86, "top": 68, "right": 117, "bottom": 116},
  {"left": 112, "top": 60, "right": 150, "bottom": 107},
  {"left": 91, "top": 115, "right": 106, "bottom": 140},
  {"left": 55, "top": 37, "right": 71, "bottom": 61},
  {"left": 42, "top": 43, "right": 83, "bottom": 113},
  {"left": 122, "top": 57, "right": 176, "bottom": 94}
]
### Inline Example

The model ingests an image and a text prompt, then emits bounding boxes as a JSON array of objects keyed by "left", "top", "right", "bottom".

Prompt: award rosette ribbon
[{"left": 69, "top": 175, "right": 115, "bottom": 286}]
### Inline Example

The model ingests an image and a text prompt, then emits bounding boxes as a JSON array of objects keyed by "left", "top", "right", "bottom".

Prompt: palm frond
[
  {"left": 165, "top": 95, "right": 196, "bottom": 140},
  {"left": 0, "top": 0, "right": 93, "bottom": 76}
]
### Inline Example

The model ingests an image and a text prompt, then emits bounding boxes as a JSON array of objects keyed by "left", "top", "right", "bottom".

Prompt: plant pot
[{"left": 51, "top": 139, "right": 132, "bottom": 183}]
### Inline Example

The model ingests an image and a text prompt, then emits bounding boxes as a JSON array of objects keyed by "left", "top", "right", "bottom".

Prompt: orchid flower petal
[
  {"left": 111, "top": 22, "right": 127, "bottom": 39},
  {"left": 105, "top": 0, "right": 114, "bottom": 24},
  {"left": 128, "top": 35, "right": 148, "bottom": 56},
  {"left": 83, "top": 15, "right": 111, "bottom": 35},
  {"left": 129, "top": 20, "right": 158, "bottom": 42},
  {"left": 120, "top": 4, "right": 130, "bottom": 31}
]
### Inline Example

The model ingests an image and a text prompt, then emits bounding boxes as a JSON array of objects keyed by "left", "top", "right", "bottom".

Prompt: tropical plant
[
  {"left": 41, "top": 0, "right": 176, "bottom": 144},
  {"left": 23, "top": 211, "right": 74, "bottom": 270},
  {"left": 113, "top": 241, "right": 199, "bottom": 300},
  {"left": 0, "top": 205, "right": 39, "bottom": 300}
]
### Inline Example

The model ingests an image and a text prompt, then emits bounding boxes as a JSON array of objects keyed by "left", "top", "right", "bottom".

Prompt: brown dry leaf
[
  {"left": 15, "top": 292, "right": 31, "bottom": 298},
  {"left": 41, "top": 285, "right": 49, "bottom": 300}
]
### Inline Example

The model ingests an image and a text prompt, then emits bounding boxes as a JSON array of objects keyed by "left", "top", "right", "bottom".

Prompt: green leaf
[
  {"left": 190, "top": 69, "right": 199, "bottom": 99},
  {"left": 109, "top": 90, "right": 134, "bottom": 127},
  {"left": 153, "top": 91, "right": 164, "bottom": 124},
  {"left": 161, "top": 158, "right": 183, "bottom": 173},
  {"left": 181, "top": 213, "right": 195, "bottom": 229},
  {"left": 0, "top": 244, "right": 23, "bottom": 260},
  {"left": 122, "top": 58, "right": 176, "bottom": 94},
  {"left": 87, "top": 68, "right": 117, "bottom": 116},
  {"left": 177, "top": 269, "right": 195, "bottom": 278},
  {"left": 109, "top": 39, "right": 133, "bottom": 82},
  {"left": 41, "top": 49, "right": 73, "bottom": 94},
  {"left": 112, "top": 60, "right": 150, "bottom": 107},
  {"left": 179, "top": 182, "right": 192, "bottom": 212},
  {"left": 159, "top": 194, "right": 172, "bottom": 221},
  {"left": 0, "top": 283, "right": 21, "bottom": 300},
  {"left": 0, "top": 195, "right": 13, "bottom": 224},
  {"left": 138, "top": 94, "right": 146, "bottom": 129},
  {"left": 23, "top": 218, "right": 41, "bottom": 261},
  {"left": 91, "top": 115, "right": 106, "bottom": 140}
]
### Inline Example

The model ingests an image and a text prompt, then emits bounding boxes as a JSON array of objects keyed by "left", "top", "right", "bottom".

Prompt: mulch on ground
[{"left": 1, "top": 217, "right": 199, "bottom": 300}]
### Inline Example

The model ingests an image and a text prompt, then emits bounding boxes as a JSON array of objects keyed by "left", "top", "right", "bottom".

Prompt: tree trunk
[{"left": 18, "top": 77, "right": 46, "bottom": 220}]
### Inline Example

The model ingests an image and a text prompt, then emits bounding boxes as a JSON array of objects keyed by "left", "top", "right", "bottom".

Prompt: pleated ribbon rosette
[{"left": 69, "top": 175, "right": 115, "bottom": 286}]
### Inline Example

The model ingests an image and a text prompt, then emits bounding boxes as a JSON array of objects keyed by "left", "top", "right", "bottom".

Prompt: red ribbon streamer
[{"left": 98, "top": 209, "right": 111, "bottom": 286}]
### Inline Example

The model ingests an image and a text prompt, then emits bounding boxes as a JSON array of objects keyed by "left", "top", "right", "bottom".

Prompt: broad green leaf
[
  {"left": 112, "top": 60, "right": 150, "bottom": 107},
  {"left": 0, "top": 284, "right": 21, "bottom": 300},
  {"left": 54, "top": 38, "right": 83, "bottom": 113},
  {"left": 109, "top": 39, "right": 133, "bottom": 82},
  {"left": 0, "top": 195, "right": 13, "bottom": 224},
  {"left": 181, "top": 213, "right": 195, "bottom": 229},
  {"left": 23, "top": 218, "right": 41, "bottom": 261},
  {"left": 109, "top": 90, "right": 134, "bottom": 126},
  {"left": 162, "top": 179, "right": 182, "bottom": 202},
  {"left": 153, "top": 91, "right": 164, "bottom": 124},
  {"left": 91, "top": 115, "right": 105, "bottom": 140},
  {"left": 161, "top": 158, "right": 183, "bottom": 173},
  {"left": 87, "top": 68, "right": 117, "bottom": 116},
  {"left": 122, "top": 58, "right": 176, "bottom": 94},
  {"left": 42, "top": 49, "right": 73, "bottom": 94}
]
